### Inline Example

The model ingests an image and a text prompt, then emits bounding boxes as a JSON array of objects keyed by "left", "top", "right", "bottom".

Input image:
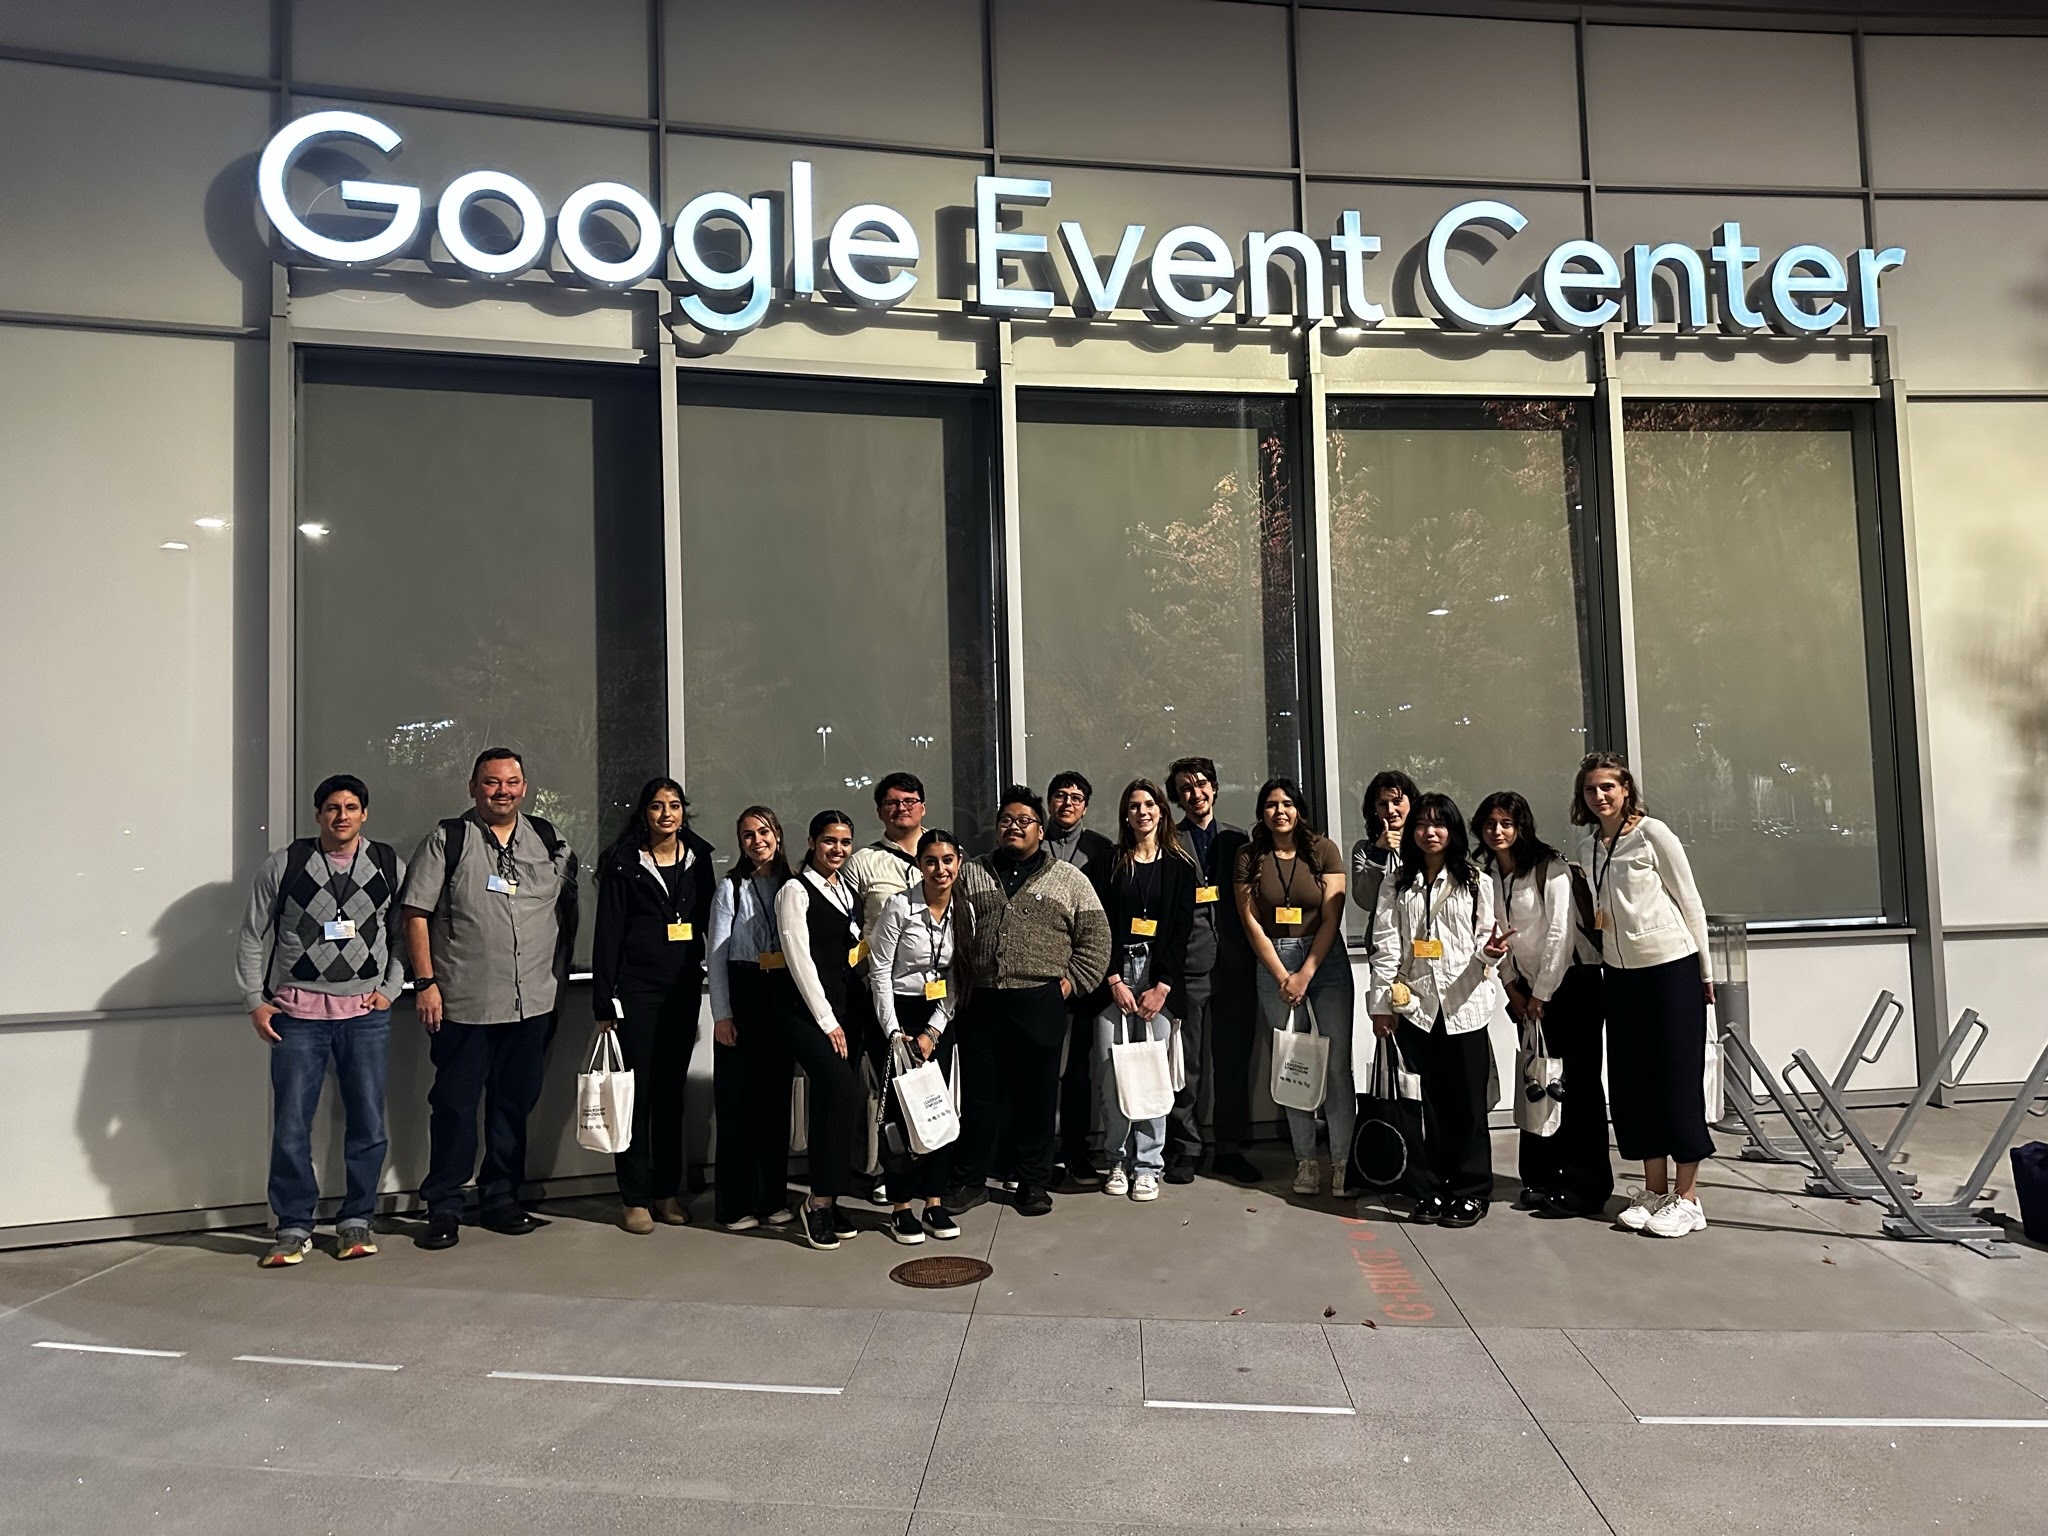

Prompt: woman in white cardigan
[
  {"left": 1568, "top": 752, "right": 1715, "bottom": 1240},
  {"left": 1368, "top": 793, "right": 1512, "bottom": 1228}
]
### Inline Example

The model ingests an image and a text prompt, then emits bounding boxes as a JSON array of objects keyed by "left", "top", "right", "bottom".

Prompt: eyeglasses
[
  {"left": 880, "top": 797, "right": 923, "bottom": 811},
  {"left": 1048, "top": 791, "right": 1087, "bottom": 805},
  {"left": 996, "top": 814, "right": 1039, "bottom": 832}
]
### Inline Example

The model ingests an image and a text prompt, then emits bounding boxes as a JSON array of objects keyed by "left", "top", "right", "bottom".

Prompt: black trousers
[
  {"left": 1205, "top": 964, "right": 1258, "bottom": 1151},
  {"left": 422, "top": 1012, "right": 554, "bottom": 1217},
  {"left": 782, "top": 1004, "right": 867, "bottom": 1200},
  {"left": 1605, "top": 955, "right": 1715, "bottom": 1164},
  {"left": 1515, "top": 965, "right": 1614, "bottom": 1208},
  {"left": 1397, "top": 1016, "right": 1494, "bottom": 1203},
  {"left": 955, "top": 982, "right": 1067, "bottom": 1191},
  {"left": 876, "top": 994, "right": 955, "bottom": 1202},
  {"left": 713, "top": 964, "right": 792, "bottom": 1224},
  {"left": 612, "top": 983, "right": 699, "bottom": 1208},
  {"left": 1058, "top": 994, "right": 1098, "bottom": 1166}
]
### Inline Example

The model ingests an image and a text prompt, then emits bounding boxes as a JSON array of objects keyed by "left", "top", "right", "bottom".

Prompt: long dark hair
[
  {"left": 1471, "top": 790, "right": 1559, "bottom": 877},
  {"left": 1361, "top": 769, "right": 1421, "bottom": 840},
  {"left": 1247, "top": 777, "right": 1327, "bottom": 878},
  {"left": 1113, "top": 778, "right": 1195, "bottom": 877},
  {"left": 916, "top": 827, "right": 976, "bottom": 1003},
  {"left": 611, "top": 776, "right": 689, "bottom": 862},
  {"left": 1395, "top": 793, "right": 1477, "bottom": 894},
  {"left": 801, "top": 808, "right": 856, "bottom": 875},
  {"left": 727, "top": 805, "right": 793, "bottom": 888}
]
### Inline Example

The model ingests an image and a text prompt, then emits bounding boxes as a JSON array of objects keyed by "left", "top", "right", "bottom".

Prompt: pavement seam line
[
  {"left": 1395, "top": 1225, "right": 1624, "bottom": 1536},
  {"left": 1317, "top": 1317, "right": 1359, "bottom": 1412},
  {"left": 1937, "top": 1332, "right": 2048, "bottom": 1409},
  {"left": 0, "top": 1243, "right": 158, "bottom": 1322},
  {"left": 901, "top": 1196, "right": 992, "bottom": 1535}
]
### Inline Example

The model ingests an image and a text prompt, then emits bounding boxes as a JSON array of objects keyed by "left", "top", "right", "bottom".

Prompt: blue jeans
[
  {"left": 268, "top": 1009, "right": 392, "bottom": 1232},
  {"left": 1094, "top": 1006, "right": 1171, "bottom": 1176},
  {"left": 1254, "top": 939, "right": 1357, "bottom": 1165}
]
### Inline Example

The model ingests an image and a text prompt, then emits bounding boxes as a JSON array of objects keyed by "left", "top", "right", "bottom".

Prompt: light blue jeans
[
  {"left": 1254, "top": 938, "right": 1357, "bottom": 1164},
  {"left": 1094, "top": 1005, "right": 1171, "bottom": 1176}
]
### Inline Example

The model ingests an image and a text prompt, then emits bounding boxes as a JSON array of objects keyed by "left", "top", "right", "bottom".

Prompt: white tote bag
[
  {"left": 1514, "top": 1020, "right": 1565, "bottom": 1138},
  {"left": 576, "top": 1028, "right": 635, "bottom": 1155},
  {"left": 891, "top": 1038, "right": 961, "bottom": 1156},
  {"left": 1110, "top": 1013, "right": 1176, "bottom": 1121},
  {"left": 1703, "top": 998, "right": 1724, "bottom": 1125},
  {"left": 1270, "top": 1000, "right": 1329, "bottom": 1112}
]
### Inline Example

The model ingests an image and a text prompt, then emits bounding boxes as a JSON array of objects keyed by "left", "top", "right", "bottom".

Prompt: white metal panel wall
[
  {"left": 0, "top": 0, "right": 270, "bottom": 75},
  {"left": 1748, "top": 938, "right": 1919, "bottom": 1094},
  {"left": 1874, "top": 201, "right": 2048, "bottom": 394},
  {"left": 1940, "top": 936, "right": 2048, "bottom": 1086},
  {"left": 1863, "top": 35, "right": 2048, "bottom": 191}
]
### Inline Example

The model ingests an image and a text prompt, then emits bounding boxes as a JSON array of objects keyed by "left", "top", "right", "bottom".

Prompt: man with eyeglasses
[
  {"left": 1042, "top": 771, "right": 1116, "bottom": 1184},
  {"left": 947, "top": 786, "right": 1110, "bottom": 1218},
  {"left": 845, "top": 772, "right": 928, "bottom": 943},
  {"left": 1168, "top": 756, "right": 1261, "bottom": 1185}
]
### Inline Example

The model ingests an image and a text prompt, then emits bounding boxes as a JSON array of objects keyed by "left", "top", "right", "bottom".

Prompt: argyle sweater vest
[{"left": 269, "top": 842, "right": 399, "bottom": 993}]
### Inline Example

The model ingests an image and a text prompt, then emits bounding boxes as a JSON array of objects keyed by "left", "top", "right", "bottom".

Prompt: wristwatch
[{"left": 414, "top": 976, "right": 438, "bottom": 990}]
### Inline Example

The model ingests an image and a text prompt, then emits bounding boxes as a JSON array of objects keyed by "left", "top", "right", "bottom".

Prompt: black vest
[{"left": 801, "top": 872, "right": 860, "bottom": 1022}]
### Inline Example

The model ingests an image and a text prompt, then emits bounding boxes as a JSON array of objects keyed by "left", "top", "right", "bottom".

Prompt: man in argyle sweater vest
[{"left": 234, "top": 773, "right": 407, "bottom": 1267}]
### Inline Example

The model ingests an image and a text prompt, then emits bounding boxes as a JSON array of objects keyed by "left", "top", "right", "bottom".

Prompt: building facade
[{"left": 4, "top": 0, "right": 2048, "bottom": 1241}]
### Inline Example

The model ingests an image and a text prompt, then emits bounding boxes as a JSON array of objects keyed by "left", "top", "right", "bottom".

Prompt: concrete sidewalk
[{"left": 1, "top": 1105, "right": 2043, "bottom": 1534}]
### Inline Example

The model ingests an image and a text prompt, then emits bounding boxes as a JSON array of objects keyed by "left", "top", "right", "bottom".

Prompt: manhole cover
[{"left": 889, "top": 1256, "right": 993, "bottom": 1289}]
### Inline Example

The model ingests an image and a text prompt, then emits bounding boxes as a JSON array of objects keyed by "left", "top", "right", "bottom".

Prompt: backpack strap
[
  {"left": 525, "top": 815, "right": 565, "bottom": 861},
  {"left": 367, "top": 839, "right": 399, "bottom": 911},
  {"left": 262, "top": 839, "right": 318, "bottom": 1002}
]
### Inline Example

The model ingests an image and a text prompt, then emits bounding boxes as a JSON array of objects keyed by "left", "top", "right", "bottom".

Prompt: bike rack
[
  {"left": 1717, "top": 1029, "right": 1885, "bottom": 1201},
  {"left": 1724, "top": 991, "right": 1906, "bottom": 1169},
  {"left": 1798, "top": 1008, "right": 1987, "bottom": 1199},
  {"left": 1785, "top": 1038, "right": 2048, "bottom": 1259}
]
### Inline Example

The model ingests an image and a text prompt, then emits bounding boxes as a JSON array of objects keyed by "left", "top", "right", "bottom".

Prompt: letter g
[{"left": 258, "top": 110, "right": 421, "bottom": 268}]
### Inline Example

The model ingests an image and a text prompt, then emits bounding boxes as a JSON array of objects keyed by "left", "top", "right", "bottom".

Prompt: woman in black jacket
[
  {"left": 592, "top": 777, "right": 715, "bottom": 1235},
  {"left": 1089, "top": 778, "right": 1198, "bottom": 1203}
]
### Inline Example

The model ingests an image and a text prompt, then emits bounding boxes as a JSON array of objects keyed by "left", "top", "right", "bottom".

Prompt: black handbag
[
  {"left": 2011, "top": 1142, "right": 2048, "bottom": 1245},
  {"left": 1352, "top": 1032, "right": 1429, "bottom": 1197}
]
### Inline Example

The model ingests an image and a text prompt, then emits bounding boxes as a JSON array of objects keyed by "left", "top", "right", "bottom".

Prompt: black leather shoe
[
  {"left": 1013, "top": 1185, "right": 1054, "bottom": 1217},
  {"left": 1212, "top": 1152, "right": 1262, "bottom": 1184},
  {"left": 1512, "top": 1187, "right": 1552, "bottom": 1212},
  {"left": 1534, "top": 1191, "right": 1605, "bottom": 1220},
  {"left": 1439, "top": 1198, "right": 1486, "bottom": 1228},
  {"left": 1410, "top": 1195, "right": 1445, "bottom": 1225},
  {"left": 414, "top": 1211, "right": 460, "bottom": 1250},
  {"left": 480, "top": 1207, "right": 541, "bottom": 1236},
  {"left": 1164, "top": 1160, "right": 1197, "bottom": 1186},
  {"left": 946, "top": 1184, "right": 990, "bottom": 1215}
]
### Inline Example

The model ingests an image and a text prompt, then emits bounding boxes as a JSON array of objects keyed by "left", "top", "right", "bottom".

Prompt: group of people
[{"left": 235, "top": 743, "right": 1719, "bottom": 1267}]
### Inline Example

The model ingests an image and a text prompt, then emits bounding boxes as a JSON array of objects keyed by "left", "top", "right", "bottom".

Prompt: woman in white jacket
[
  {"left": 1368, "top": 793, "right": 1512, "bottom": 1228},
  {"left": 1568, "top": 752, "right": 1714, "bottom": 1240}
]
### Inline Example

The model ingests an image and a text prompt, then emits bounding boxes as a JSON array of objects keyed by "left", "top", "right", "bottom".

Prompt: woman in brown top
[{"left": 1233, "top": 778, "right": 1356, "bottom": 1197}]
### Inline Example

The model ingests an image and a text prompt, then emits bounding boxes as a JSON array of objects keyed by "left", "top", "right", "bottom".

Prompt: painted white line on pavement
[
  {"left": 1145, "top": 1399, "right": 1357, "bottom": 1416},
  {"left": 234, "top": 1353, "right": 404, "bottom": 1372},
  {"left": 33, "top": 1340, "right": 185, "bottom": 1359},
  {"left": 1639, "top": 1415, "right": 2048, "bottom": 1429},
  {"left": 487, "top": 1369, "right": 842, "bottom": 1396}
]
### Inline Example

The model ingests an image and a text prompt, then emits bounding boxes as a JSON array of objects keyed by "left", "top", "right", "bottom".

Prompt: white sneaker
[
  {"left": 1331, "top": 1175, "right": 1357, "bottom": 1199},
  {"left": 1130, "top": 1172, "right": 1160, "bottom": 1202},
  {"left": 1617, "top": 1188, "right": 1668, "bottom": 1231},
  {"left": 720, "top": 1214, "right": 760, "bottom": 1232},
  {"left": 1645, "top": 1195, "right": 1706, "bottom": 1239},
  {"left": 1103, "top": 1167, "right": 1130, "bottom": 1197},
  {"left": 1293, "top": 1159, "right": 1322, "bottom": 1196}
]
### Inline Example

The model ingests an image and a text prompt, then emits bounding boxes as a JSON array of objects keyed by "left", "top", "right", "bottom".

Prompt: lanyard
[
  {"left": 1593, "top": 826, "right": 1624, "bottom": 899},
  {"left": 648, "top": 848, "right": 687, "bottom": 922},
  {"left": 917, "top": 893, "right": 952, "bottom": 972},
  {"left": 1274, "top": 848, "right": 1303, "bottom": 906},
  {"left": 1127, "top": 855, "right": 1162, "bottom": 919},
  {"left": 490, "top": 822, "right": 520, "bottom": 881},
  {"left": 321, "top": 844, "right": 362, "bottom": 911},
  {"left": 1419, "top": 872, "right": 1452, "bottom": 938},
  {"left": 747, "top": 875, "right": 779, "bottom": 946}
]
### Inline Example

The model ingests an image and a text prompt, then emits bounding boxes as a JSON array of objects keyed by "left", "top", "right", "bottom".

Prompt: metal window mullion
[
  {"left": 267, "top": 267, "right": 296, "bottom": 845},
  {"left": 996, "top": 319, "right": 1027, "bottom": 788},
  {"left": 1303, "top": 331, "right": 1341, "bottom": 835},
  {"left": 657, "top": 307, "right": 686, "bottom": 780},
  {"left": 1594, "top": 329, "right": 1641, "bottom": 764}
]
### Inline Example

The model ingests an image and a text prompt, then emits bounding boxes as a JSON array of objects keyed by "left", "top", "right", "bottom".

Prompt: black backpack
[{"left": 438, "top": 815, "right": 567, "bottom": 912}]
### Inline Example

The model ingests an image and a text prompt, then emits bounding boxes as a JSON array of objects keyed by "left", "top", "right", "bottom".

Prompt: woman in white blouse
[
  {"left": 866, "top": 829, "right": 971, "bottom": 1245},
  {"left": 774, "top": 810, "right": 870, "bottom": 1252},
  {"left": 1368, "top": 793, "right": 1512, "bottom": 1227},
  {"left": 1473, "top": 791, "right": 1612, "bottom": 1220},
  {"left": 1568, "top": 753, "right": 1715, "bottom": 1240}
]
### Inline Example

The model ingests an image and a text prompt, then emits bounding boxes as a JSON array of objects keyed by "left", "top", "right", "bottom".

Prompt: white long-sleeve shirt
[
  {"left": 1571, "top": 816, "right": 1710, "bottom": 979},
  {"left": 1368, "top": 864, "right": 1506, "bottom": 1036},
  {"left": 775, "top": 866, "right": 858, "bottom": 1034},
  {"left": 865, "top": 886, "right": 958, "bottom": 1039},
  {"left": 1490, "top": 857, "right": 1574, "bottom": 1003}
]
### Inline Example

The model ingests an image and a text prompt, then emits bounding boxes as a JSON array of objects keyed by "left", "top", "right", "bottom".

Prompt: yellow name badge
[
  {"left": 924, "top": 978, "right": 948, "bottom": 1001},
  {"left": 848, "top": 941, "right": 869, "bottom": 969},
  {"left": 666, "top": 922, "right": 694, "bottom": 942},
  {"left": 1274, "top": 905, "right": 1304, "bottom": 926},
  {"left": 1196, "top": 885, "right": 1220, "bottom": 905},
  {"left": 1130, "top": 917, "right": 1159, "bottom": 937},
  {"left": 1411, "top": 938, "right": 1444, "bottom": 960},
  {"left": 759, "top": 950, "right": 787, "bottom": 971},
  {"left": 1593, "top": 910, "right": 1611, "bottom": 931}
]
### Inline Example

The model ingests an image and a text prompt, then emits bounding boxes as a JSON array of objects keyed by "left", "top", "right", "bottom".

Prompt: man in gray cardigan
[{"left": 947, "top": 785, "right": 1111, "bottom": 1217}]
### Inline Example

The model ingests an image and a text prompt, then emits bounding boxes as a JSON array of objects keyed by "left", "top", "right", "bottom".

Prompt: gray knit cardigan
[{"left": 956, "top": 854, "right": 1111, "bottom": 998}]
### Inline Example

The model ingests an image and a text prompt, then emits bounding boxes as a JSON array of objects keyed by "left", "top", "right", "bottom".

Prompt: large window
[
  {"left": 1327, "top": 401, "right": 1602, "bottom": 865},
  {"left": 1015, "top": 393, "right": 1304, "bottom": 827},
  {"left": 296, "top": 353, "right": 667, "bottom": 962},
  {"left": 1624, "top": 403, "right": 1888, "bottom": 922},
  {"left": 677, "top": 380, "right": 998, "bottom": 860}
]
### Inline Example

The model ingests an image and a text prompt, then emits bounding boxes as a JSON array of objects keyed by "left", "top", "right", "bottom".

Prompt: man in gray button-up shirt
[{"left": 401, "top": 747, "right": 579, "bottom": 1250}]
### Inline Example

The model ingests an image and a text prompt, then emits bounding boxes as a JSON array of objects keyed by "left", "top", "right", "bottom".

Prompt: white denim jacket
[{"left": 1368, "top": 864, "right": 1506, "bottom": 1036}]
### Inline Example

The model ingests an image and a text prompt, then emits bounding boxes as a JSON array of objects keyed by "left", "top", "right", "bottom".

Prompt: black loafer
[
  {"left": 480, "top": 1207, "right": 540, "bottom": 1236},
  {"left": 1164, "top": 1161, "right": 1197, "bottom": 1186},
  {"left": 1411, "top": 1195, "right": 1445, "bottom": 1225},
  {"left": 921, "top": 1206, "right": 961, "bottom": 1240},
  {"left": 1512, "top": 1187, "right": 1552, "bottom": 1212},
  {"left": 1013, "top": 1185, "right": 1054, "bottom": 1217},
  {"left": 414, "top": 1211, "right": 460, "bottom": 1250},
  {"left": 946, "top": 1184, "right": 990, "bottom": 1215},
  {"left": 1439, "top": 1198, "right": 1486, "bottom": 1228},
  {"left": 1212, "top": 1152, "right": 1262, "bottom": 1185}
]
